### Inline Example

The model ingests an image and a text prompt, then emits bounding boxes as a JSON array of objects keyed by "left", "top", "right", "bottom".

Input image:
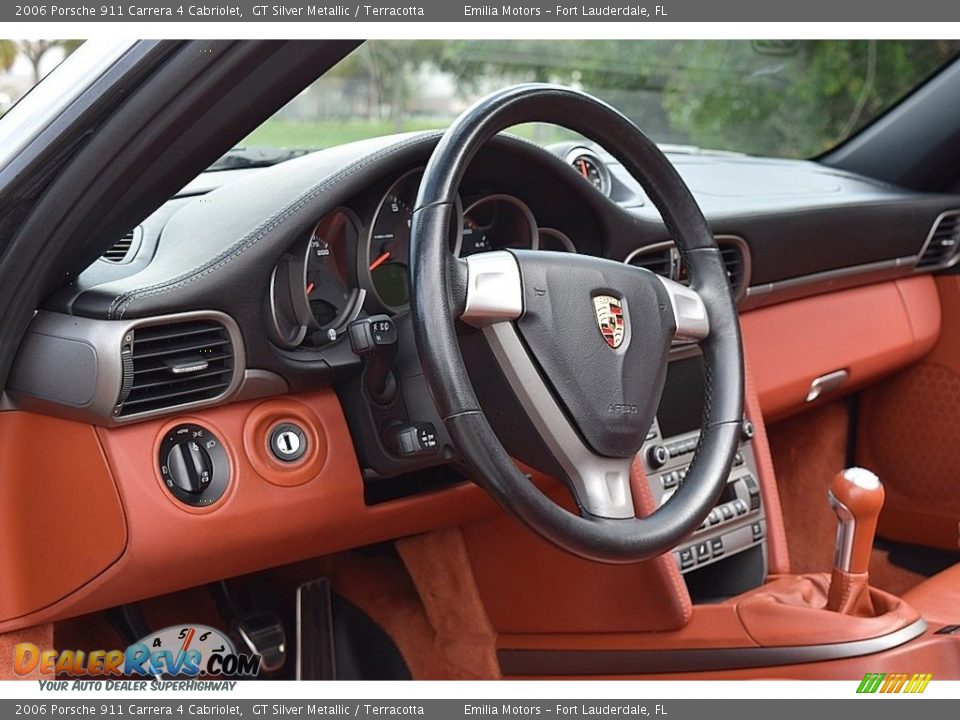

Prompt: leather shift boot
[{"left": 826, "top": 568, "right": 876, "bottom": 616}]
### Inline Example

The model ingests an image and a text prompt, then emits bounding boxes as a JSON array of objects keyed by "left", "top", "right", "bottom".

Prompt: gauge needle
[
  {"left": 305, "top": 281, "right": 315, "bottom": 295},
  {"left": 369, "top": 251, "right": 391, "bottom": 271},
  {"left": 578, "top": 159, "right": 589, "bottom": 179}
]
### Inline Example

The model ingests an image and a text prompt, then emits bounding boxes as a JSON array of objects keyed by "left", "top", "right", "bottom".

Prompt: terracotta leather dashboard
[
  {"left": 0, "top": 276, "right": 941, "bottom": 632},
  {"left": 741, "top": 275, "right": 940, "bottom": 421},
  {"left": 0, "top": 390, "right": 511, "bottom": 633}
]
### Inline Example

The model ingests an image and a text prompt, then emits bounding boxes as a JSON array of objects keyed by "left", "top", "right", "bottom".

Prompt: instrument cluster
[{"left": 266, "top": 167, "right": 578, "bottom": 349}]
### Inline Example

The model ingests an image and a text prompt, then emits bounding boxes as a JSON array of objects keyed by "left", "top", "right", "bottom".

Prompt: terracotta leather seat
[{"left": 902, "top": 563, "right": 960, "bottom": 626}]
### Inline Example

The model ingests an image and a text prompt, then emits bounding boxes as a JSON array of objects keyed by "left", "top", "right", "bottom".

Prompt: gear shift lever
[{"left": 826, "top": 468, "right": 885, "bottom": 613}]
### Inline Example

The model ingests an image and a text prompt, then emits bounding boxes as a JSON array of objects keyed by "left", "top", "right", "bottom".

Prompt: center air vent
[
  {"left": 101, "top": 226, "right": 143, "bottom": 264},
  {"left": 625, "top": 244, "right": 674, "bottom": 277},
  {"left": 917, "top": 211, "right": 960, "bottom": 270},
  {"left": 624, "top": 236, "right": 750, "bottom": 303},
  {"left": 118, "top": 319, "right": 235, "bottom": 417}
]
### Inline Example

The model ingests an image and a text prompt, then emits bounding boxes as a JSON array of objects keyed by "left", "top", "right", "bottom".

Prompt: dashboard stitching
[{"left": 108, "top": 131, "right": 444, "bottom": 319}]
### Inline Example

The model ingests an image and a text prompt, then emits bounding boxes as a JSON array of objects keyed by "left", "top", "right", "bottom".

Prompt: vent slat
[
  {"left": 101, "top": 228, "right": 139, "bottom": 264},
  {"left": 132, "top": 322, "right": 225, "bottom": 343},
  {"left": 122, "top": 374, "right": 233, "bottom": 408},
  {"left": 132, "top": 337, "right": 230, "bottom": 360},
  {"left": 626, "top": 249, "right": 673, "bottom": 277},
  {"left": 128, "top": 366, "right": 234, "bottom": 391},
  {"left": 119, "top": 319, "right": 234, "bottom": 417},
  {"left": 132, "top": 350, "right": 233, "bottom": 374}
]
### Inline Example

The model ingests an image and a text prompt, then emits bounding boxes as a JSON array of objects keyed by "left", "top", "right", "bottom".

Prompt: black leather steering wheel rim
[{"left": 409, "top": 84, "right": 744, "bottom": 563}]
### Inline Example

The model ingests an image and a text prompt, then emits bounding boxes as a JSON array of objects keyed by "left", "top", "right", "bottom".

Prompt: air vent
[
  {"left": 625, "top": 236, "right": 750, "bottom": 302},
  {"left": 101, "top": 226, "right": 142, "bottom": 264},
  {"left": 718, "top": 238, "right": 747, "bottom": 297},
  {"left": 625, "top": 246, "right": 674, "bottom": 277},
  {"left": 917, "top": 212, "right": 960, "bottom": 270},
  {"left": 118, "top": 319, "right": 235, "bottom": 417}
]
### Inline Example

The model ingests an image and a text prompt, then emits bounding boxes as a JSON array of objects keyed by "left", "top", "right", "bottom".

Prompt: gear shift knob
[{"left": 827, "top": 468, "right": 885, "bottom": 575}]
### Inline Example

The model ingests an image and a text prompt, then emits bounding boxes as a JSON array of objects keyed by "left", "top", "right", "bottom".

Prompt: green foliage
[
  {"left": 0, "top": 40, "right": 16, "bottom": 73},
  {"left": 321, "top": 40, "right": 960, "bottom": 158},
  {"left": 660, "top": 40, "right": 960, "bottom": 157}
]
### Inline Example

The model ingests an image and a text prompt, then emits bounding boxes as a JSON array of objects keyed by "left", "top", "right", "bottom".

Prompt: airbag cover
[{"left": 511, "top": 250, "right": 676, "bottom": 458}]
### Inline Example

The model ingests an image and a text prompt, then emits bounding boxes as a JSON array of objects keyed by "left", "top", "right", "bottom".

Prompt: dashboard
[
  {"left": 2, "top": 128, "right": 959, "bottom": 629},
  {"left": 8, "top": 130, "right": 960, "bottom": 439}
]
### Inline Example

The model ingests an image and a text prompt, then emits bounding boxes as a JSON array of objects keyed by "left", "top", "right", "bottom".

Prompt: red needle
[
  {"left": 369, "top": 251, "right": 391, "bottom": 271},
  {"left": 181, "top": 627, "right": 195, "bottom": 653},
  {"left": 305, "top": 281, "right": 315, "bottom": 295},
  {"left": 578, "top": 159, "right": 589, "bottom": 179}
]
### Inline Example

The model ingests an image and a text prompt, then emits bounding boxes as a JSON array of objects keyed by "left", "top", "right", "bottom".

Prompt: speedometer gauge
[
  {"left": 367, "top": 170, "right": 419, "bottom": 309},
  {"left": 362, "top": 168, "right": 461, "bottom": 313}
]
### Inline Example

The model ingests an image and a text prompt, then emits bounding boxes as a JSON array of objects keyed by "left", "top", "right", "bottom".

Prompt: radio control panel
[{"left": 640, "top": 416, "right": 766, "bottom": 576}]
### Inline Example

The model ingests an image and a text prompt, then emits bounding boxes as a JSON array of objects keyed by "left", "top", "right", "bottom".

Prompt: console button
[
  {"left": 385, "top": 422, "right": 439, "bottom": 458},
  {"left": 744, "top": 475, "right": 762, "bottom": 510},
  {"left": 647, "top": 444, "right": 670, "bottom": 469},
  {"left": 696, "top": 541, "right": 711, "bottom": 562},
  {"left": 720, "top": 504, "right": 734, "bottom": 521},
  {"left": 679, "top": 547, "right": 695, "bottom": 570},
  {"left": 711, "top": 537, "right": 724, "bottom": 556},
  {"left": 707, "top": 509, "right": 721, "bottom": 525},
  {"left": 733, "top": 499, "right": 748, "bottom": 515},
  {"left": 751, "top": 522, "right": 765, "bottom": 541}
]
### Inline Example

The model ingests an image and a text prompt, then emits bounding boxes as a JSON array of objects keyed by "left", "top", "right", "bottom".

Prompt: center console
[{"left": 640, "top": 352, "right": 767, "bottom": 599}]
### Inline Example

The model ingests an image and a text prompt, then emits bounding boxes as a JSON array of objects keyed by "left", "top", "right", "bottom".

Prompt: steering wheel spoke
[
  {"left": 481, "top": 320, "right": 637, "bottom": 519},
  {"left": 460, "top": 251, "right": 523, "bottom": 327},
  {"left": 655, "top": 275, "right": 710, "bottom": 342}
]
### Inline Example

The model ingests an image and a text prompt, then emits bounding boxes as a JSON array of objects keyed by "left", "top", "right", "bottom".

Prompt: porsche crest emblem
[{"left": 593, "top": 295, "right": 625, "bottom": 349}]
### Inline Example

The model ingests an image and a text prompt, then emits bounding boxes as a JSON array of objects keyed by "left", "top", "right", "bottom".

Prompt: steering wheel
[{"left": 409, "top": 84, "right": 744, "bottom": 564}]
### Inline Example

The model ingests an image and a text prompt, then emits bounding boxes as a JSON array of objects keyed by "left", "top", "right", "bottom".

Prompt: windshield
[
  {"left": 4, "top": 40, "right": 957, "bottom": 161},
  {"left": 242, "top": 40, "right": 960, "bottom": 159}
]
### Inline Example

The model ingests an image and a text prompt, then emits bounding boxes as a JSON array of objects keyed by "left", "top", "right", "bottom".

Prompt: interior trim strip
[
  {"left": 497, "top": 618, "right": 927, "bottom": 676},
  {"left": 741, "top": 256, "right": 918, "bottom": 311}
]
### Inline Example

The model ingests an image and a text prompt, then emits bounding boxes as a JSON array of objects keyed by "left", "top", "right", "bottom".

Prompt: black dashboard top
[{"left": 42, "top": 130, "right": 960, "bottom": 396}]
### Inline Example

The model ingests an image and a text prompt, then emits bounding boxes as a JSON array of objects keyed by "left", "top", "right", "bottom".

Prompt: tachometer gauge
[
  {"left": 565, "top": 148, "right": 611, "bottom": 196},
  {"left": 458, "top": 195, "right": 538, "bottom": 257}
]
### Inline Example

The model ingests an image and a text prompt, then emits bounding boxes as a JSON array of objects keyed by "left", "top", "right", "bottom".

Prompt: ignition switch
[{"left": 269, "top": 422, "right": 308, "bottom": 462}]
